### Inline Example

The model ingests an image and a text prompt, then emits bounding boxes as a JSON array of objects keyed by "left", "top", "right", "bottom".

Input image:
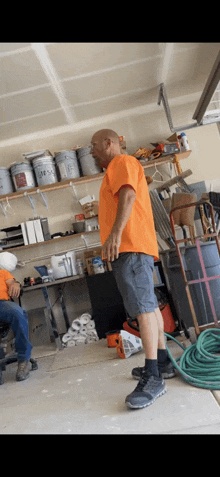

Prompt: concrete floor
[{"left": 1, "top": 339, "right": 220, "bottom": 434}]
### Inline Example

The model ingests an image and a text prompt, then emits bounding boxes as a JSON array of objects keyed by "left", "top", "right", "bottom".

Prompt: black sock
[
  {"left": 158, "top": 348, "right": 168, "bottom": 364},
  {"left": 144, "top": 359, "right": 159, "bottom": 377}
]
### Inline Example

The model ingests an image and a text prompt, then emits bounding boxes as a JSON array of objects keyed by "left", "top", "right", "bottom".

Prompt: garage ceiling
[{"left": 0, "top": 42, "right": 220, "bottom": 143}]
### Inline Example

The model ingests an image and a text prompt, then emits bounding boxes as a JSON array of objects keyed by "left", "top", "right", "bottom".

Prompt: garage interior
[{"left": 1, "top": 42, "right": 220, "bottom": 434}]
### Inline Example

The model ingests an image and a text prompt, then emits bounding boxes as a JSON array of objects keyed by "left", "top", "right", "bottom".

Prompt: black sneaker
[
  {"left": 125, "top": 371, "right": 167, "bottom": 409},
  {"left": 132, "top": 360, "right": 175, "bottom": 380}
]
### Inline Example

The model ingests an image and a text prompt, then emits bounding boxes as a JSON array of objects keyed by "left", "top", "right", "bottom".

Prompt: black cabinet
[
  {"left": 86, "top": 272, "right": 127, "bottom": 339},
  {"left": 85, "top": 261, "right": 178, "bottom": 339}
]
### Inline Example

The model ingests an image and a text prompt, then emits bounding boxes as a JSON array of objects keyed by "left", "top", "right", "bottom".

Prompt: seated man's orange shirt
[
  {"left": 99, "top": 154, "right": 158, "bottom": 261},
  {"left": 0, "top": 269, "right": 15, "bottom": 301}
]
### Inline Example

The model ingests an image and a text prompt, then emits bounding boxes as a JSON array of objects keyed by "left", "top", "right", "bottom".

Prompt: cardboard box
[
  {"left": 84, "top": 247, "right": 112, "bottom": 275},
  {"left": 81, "top": 203, "right": 97, "bottom": 219},
  {"left": 166, "top": 132, "right": 179, "bottom": 143},
  {"left": 78, "top": 195, "right": 98, "bottom": 219},
  {"left": 84, "top": 247, "right": 102, "bottom": 275}
]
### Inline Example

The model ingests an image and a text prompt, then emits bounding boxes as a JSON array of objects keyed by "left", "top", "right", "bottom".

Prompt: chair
[{"left": 0, "top": 293, "right": 38, "bottom": 385}]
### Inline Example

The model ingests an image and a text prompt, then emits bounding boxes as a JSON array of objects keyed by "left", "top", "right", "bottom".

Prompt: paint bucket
[
  {"left": 55, "top": 150, "right": 80, "bottom": 181},
  {"left": 0, "top": 167, "right": 14, "bottom": 195},
  {"left": 77, "top": 146, "right": 102, "bottom": 176},
  {"left": 10, "top": 162, "right": 36, "bottom": 191},
  {"left": 32, "top": 156, "right": 58, "bottom": 186}
]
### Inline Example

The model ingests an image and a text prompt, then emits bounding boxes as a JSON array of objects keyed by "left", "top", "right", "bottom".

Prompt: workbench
[
  {"left": 21, "top": 274, "right": 85, "bottom": 349},
  {"left": 20, "top": 260, "right": 170, "bottom": 346}
]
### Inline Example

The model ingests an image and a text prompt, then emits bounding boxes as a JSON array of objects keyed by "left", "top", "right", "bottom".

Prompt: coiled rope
[{"left": 164, "top": 328, "right": 220, "bottom": 390}]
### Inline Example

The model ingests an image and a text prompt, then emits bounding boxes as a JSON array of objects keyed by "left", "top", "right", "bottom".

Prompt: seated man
[{"left": 0, "top": 269, "right": 32, "bottom": 381}]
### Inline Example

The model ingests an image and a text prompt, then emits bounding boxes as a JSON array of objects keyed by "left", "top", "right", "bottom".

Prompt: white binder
[{"left": 33, "top": 219, "right": 44, "bottom": 243}]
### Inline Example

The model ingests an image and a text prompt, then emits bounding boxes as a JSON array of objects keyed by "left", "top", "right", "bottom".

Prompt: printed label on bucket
[
  {"left": 37, "top": 168, "right": 56, "bottom": 179},
  {"left": 14, "top": 172, "right": 27, "bottom": 188}
]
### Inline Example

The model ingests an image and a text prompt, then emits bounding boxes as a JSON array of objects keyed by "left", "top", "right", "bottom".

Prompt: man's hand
[
  {"left": 7, "top": 281, "right": 20, "bottom": 298},
  {"left": 102, "top": 230, "right": 122, "bottom": 262}
]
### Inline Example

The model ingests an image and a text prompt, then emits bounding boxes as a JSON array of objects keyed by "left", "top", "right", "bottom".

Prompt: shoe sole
[
  {"left": 126, "top": 386, "right": 167, "bottom": 409},
  {"left": 161, "top": 371, "right": 176, "bottom": 379},
  {"left": 132, "top": 371, "right": 175, "bottom": 380}
]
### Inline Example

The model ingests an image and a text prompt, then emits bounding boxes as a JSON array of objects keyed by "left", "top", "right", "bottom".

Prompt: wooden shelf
[
  {"left": 0, "top": 151, "right": 191, "bottom": 203},
  {"left": 1, "top": 229, "right": 100, "bottom": 253},
  {"left": 140, "top": 150, "right": 191, "bottom": 169},
  {"left": 0, "top": 173, "right": 105, "bottom": 203},
  {"left": 22, "top": 273, "right": 86, "bottom": 292},
  {"left": 0, "top": 150, "right": 191, "bottom": 253}
]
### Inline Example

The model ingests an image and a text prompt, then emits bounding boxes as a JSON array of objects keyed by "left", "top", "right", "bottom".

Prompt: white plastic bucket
[
  {"left": 32, "top": 156, "right": 58, "bottom": 186},
  {"left": 55, "top": 151, "right": 80, "bottom": 181},
  {"left": 10, "top": 162, "right": 36, "bottom": 191},
  {"left": 77, "top": 146, "right": 102, "bottom": 176},
  {"left": 0, "top": 167, "right": 14, "bottom": 195}
]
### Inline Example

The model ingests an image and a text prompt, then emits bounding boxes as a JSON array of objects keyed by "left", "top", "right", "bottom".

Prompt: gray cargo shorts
[{"left": 111, "top": 252, "right": 158, "bottom": 319}]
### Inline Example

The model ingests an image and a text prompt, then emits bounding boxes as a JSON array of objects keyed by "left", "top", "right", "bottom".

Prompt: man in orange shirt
[
  {"left": 91, "top": 129, "right": 175, "bottom": 410},
  {"left": 0, "top": 269, "right": 32, "bottom": 381}
]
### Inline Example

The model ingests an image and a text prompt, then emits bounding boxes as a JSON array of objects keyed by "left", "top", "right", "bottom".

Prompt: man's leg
[
  {"left": 137, "top": 308, "right": 167, "bottom": 373},
  {"left": 125, "top": 309, "right": 167, "bottom": 409},
  {"left": 132, "top": 305, "right": 175, "bottom": 380},
  {"left": 136, "top": 311, "right": 160, "bottom": 377},
  {"left": 137, "top": 311, "right": 158, "bottom": 359},
  {"left": 154, "top": 306, "right": 166, "bottom": 350},
  {"left": 111, "top": 253, "right": 168, "bottom": 408},
  {"left": 0, "top": 300, "right": 32, "bottom": 381}
]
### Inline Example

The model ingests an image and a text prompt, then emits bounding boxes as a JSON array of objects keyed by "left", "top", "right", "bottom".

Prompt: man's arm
[
  {"left": 102, "top": 185, "right": 136, "bottom": 262},
  {"left": 6, "top": 278, "right": 21, "bottom": 298}
]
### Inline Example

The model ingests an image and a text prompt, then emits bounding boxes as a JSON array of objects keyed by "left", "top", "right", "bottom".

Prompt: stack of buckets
[{"left": 0, "top": 147, "right": 102, "bottom": 195}]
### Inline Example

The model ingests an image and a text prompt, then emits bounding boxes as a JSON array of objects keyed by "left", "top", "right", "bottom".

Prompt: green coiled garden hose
[{"left": 164, "top": 328, "right": 220, "bottom": 390}]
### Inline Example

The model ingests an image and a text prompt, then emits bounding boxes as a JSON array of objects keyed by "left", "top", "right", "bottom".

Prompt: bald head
[
  {"left": 92, "top": 129, "right": 120, "bottom": 144},
  {"left": 91, "top": 128, "right": 121, "bottom": 169}
]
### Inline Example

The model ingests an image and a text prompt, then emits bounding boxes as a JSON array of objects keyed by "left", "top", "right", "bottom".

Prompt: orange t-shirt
[
  {"left": 0, "top": 269, "right": 15, "bottom": 301},
  {"left": 99, "top": 154, "right": 159, "bottom": 260}
]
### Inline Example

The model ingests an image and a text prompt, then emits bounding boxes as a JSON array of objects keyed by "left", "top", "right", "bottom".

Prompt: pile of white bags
[{"left": 62, "top": 313, "right": 99, "bottom": 347}]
